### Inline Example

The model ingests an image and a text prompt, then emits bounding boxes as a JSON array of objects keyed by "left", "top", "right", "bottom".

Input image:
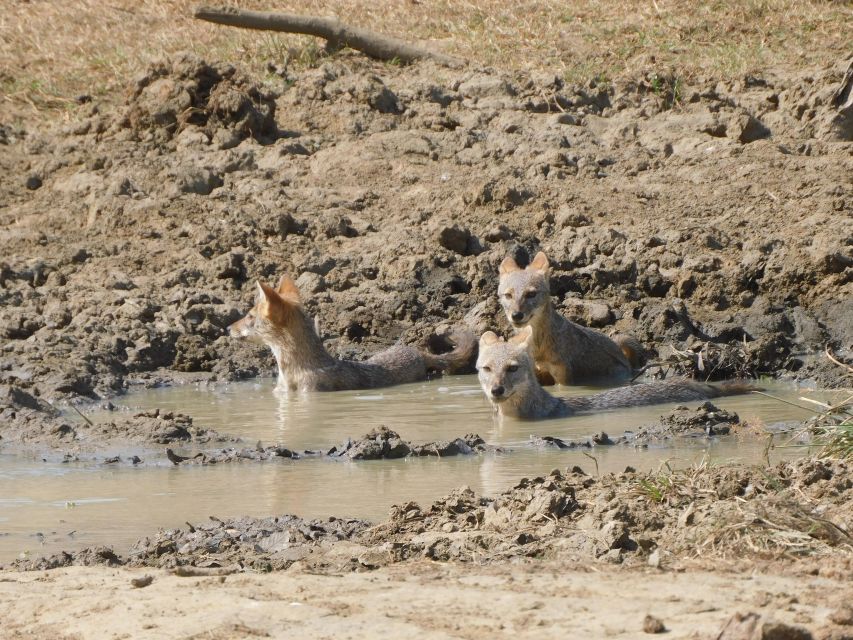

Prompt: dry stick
[
  {"left": 581, "top": 451, "right": 599, "bottom": 477},
  {"left": 172, "top": 565, "right": 239, "bottom": 577},
  {"left": 69, "top": 404, "right": 94, "bottom": 427},
  {"left": 750, "top": 390, "right": 818, "bottom": 413},
  {"left": 825, "top": 344, "right": 853, "bottom": 375},
  {"left": 193, "top": 6, "right": 465, "bottom": 68}
]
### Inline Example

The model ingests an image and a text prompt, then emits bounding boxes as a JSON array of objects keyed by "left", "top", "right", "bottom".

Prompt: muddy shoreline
[{"left": 10, "top": 456, "right": 851, "bottom": 578}]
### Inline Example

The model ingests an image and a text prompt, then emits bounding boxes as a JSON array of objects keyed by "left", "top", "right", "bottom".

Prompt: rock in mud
[{"left": 0, "top": 385, "right": 58, "bottom": 417}]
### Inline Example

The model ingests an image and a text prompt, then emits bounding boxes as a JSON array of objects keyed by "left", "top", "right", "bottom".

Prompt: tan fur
[
  {"left": 498, "top": 250, "right": 645, "bottom": 385},
  {"left": 477, "top": 328, "right": 755, "bottom": 420},
  {"left": 611, "top": 333, "right": 651, "bottom": 369},
  {"left": 230, "top": 277, "right": 475, "bottom": 392}
]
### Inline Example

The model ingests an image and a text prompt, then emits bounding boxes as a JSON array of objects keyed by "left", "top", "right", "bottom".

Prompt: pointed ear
[
  {"left": 529, "top": 251, "right": 549, "bottom": 274},
  {"left": 509, "top": 325, "right": 534, "bottom": 348},
  {"left": 276, "top": 275, "right": 302, "bottom": 304},
  {"left": 255, "top": 281, "right": 272, "bottom": 303},
  {"left": 256, "top": 281, "right": 282, "bottom": 317},
  {"left": 499, "top": 256, "right": 521, "bottom": 276},
  {"left": 479, "top": 331, "right": 501, "bottom": 348}
]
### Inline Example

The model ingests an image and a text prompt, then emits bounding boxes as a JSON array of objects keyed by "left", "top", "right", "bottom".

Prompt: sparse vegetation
[
  {"left": 805, "top": 395, "right": 853, "bottom": 460},
  {"left": 1, "top": 0, "right": 850, "bottom": 119}
]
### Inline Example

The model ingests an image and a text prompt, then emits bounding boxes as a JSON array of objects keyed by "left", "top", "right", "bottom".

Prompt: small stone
[
  {"left": 130, "top": 575, "right": 154, "bottom": 588},
  {"left": 599, "top": 548, "right": 623, "bottom": 564},
  {"left": 647, "top": 549, "right": 662, "bottom": 568},
  {"left": 643, "top": 615, "right": 666, "bottom": 634},
  {"left": 25, "top": 175, "right": 43, "bottom": 190},
  {"left": 357, "top": 548, "right": 389, "bottom": 569},
  {"left": 600, "top": 521, "right": 630, "bottom": 549},
  {"left": 483, "top": 224, "right": 512, "bottom": 242},
  {"left": 829, "top": 605, "right": 853, "bottom": 626}
]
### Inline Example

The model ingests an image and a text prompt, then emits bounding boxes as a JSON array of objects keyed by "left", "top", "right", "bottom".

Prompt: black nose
[
  {"left": 491, "top": 385, "right": 505, "bottom": 398},
  {"left": 511, "top": 312, "right": 524, "bottom": 322}
]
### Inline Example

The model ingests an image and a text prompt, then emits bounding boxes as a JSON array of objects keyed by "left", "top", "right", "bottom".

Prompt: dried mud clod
[
  {"left": 165, "top": 444, "right": 300, "bottom": 465},
  {"left": 631, "top": 401, "right": 740, "bottom": 443},
  {"left": 531, "top": 402, "right": 740, "bottom": 451},
  {"left": 327, "top": 426, "right": 501, "bottom": 460},
  {"left": 119, "top": 52, "right": 277, "bottom": 143}
]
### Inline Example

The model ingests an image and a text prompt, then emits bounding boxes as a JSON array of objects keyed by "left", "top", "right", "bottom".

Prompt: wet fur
[
  {"left": 476, "top": 327, "right": 753, "bottom": 420},
  {"left": 230, "top": 277, "right": 475, "bottom": 392}
]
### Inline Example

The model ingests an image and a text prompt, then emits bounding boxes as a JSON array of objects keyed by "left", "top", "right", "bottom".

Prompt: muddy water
[{"left": 0, "top": 376, "right": 832, "bottom": 563}]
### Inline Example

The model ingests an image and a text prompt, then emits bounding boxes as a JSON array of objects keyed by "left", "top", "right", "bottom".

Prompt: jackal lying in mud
[
  {"left": 498, "top": 251, "right": 648, "bottom": 385},
  {"left": 476, "top": 327, "right": 756, "bottom": 420},
  {"left": 229, "top": 276, "right": 475, "bottom": 392}
]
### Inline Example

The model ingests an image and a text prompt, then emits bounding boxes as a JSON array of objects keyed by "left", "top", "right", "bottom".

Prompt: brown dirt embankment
[{"left": 1, "top": 54, "right": 850, "bottom": 417}]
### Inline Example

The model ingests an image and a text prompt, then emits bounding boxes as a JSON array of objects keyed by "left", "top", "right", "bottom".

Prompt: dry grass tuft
[
  {"left": 1, "top": 0, "right": 850, "bottom": 119},
  {"left": 802, "top": 394, "right": 853, "bottom": 460}
]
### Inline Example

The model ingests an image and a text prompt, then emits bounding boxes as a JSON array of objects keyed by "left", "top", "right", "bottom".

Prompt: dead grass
[{"left": 1, "top": 0, "right": 851, "bottom": 120}]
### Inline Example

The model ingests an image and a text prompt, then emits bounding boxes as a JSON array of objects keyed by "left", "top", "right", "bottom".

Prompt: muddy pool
[{"left": 0, "top": 376, "right": 835, "bottom": 563}]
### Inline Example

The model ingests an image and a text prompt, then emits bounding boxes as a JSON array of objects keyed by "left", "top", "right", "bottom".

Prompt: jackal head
[
  {"left": 497, "top": 251, "right": 551, "bottom": 329},
  {"left": 229, "top": 276, "right": 304, "bottom": 345},
  {"left": 476, "top": 326, "right": 536, "bottom": 404}
]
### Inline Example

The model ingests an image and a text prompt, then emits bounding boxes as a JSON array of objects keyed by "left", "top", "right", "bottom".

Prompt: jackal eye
[
  {"left": 524, "top": 290, "right": 537, "bottom": 299},
  {"left": 503, "top": 292, "right": 512, "bottom": 300},
  {"left": 506, "top": 364, "right": 519, "bottom": 373},
  {"left": 481, "top": 366, "right": 492, "bottom": 373}
]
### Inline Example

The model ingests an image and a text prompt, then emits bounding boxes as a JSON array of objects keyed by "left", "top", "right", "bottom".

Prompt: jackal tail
[
  {"left": 422, "top": 326, "right": 478, "bottom": 374},
  {"left": 611, "top": 333, "right": 652, "bottom": 369}
]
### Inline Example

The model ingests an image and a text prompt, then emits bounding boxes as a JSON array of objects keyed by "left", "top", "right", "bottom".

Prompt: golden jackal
[{"left": 230, "top": 276, "right": 475, "bottom": 392}]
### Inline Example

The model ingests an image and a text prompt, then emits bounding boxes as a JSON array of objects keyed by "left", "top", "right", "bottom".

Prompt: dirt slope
[{"left": 0, "top": 54, "right": 851, "bottom": 414}]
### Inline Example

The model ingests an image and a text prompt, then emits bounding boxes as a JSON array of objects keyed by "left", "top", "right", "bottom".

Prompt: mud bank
[
  {"left": 0, "top": 54, "right": 851, "bottom": 421},
  {"left": 12, "top": 457, "right": 850, "bottom": 576}
]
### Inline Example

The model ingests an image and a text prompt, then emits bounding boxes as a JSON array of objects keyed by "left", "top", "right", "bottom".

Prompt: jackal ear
[
  {"left": 479, "top": 331, "right": 501, "bottom": 348},
  {"left": 499, "top": 256, "right": 521, "bottom": 275},
  {"left": 509, "top": 325, "right": 534, "bottom": 348},
  {"left": 276, "top": 275, "right": 302, "bottom": 304},
  {"left": 256, "top": 280, "right": 285, "bottom": 312},
  {"left": 257, "top": 279, "right": 279, "bottom": 299},
  {"left": 256, "top": 281, "right": 273, "bottom": 303},
  {"left": 529, "top": 251, "right": 549, "bottom": 274}
]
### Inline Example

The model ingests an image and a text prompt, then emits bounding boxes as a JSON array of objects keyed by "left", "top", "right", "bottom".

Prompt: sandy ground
[{"left": 2, "top": 561, "right": 849, "bottom": 640}]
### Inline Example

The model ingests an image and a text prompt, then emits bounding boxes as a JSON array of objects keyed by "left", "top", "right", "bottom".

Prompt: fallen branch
[
  {"left": 193, "top": 6, "right": 465, "bottom": 68},
  {"left": 172, "top": 565, "right": 240, "bottom": 577}
]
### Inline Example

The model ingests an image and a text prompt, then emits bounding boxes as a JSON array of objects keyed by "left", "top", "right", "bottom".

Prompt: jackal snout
[
  {"left": 229, "top": 310, "right": 258, "bottom": 339},
  {"left": 476, "top": 326, "right": 536, "bottom": 403},
  {"left": 497, "top": 251, "right": 551, "bottom": 328}
]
